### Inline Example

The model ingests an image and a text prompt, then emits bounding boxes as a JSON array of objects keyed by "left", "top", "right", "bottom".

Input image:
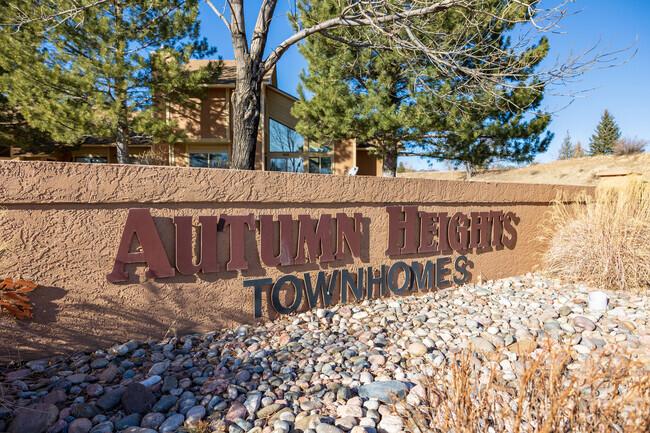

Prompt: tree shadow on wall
[
  {"left": 0, "top": 280, "right": 252, "bottom": 363},
  {"left": 0, "top": 284, "right": 66, "bottom": 364}
]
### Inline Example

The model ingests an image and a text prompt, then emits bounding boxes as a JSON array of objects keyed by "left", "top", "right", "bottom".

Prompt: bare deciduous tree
[{"left": 209, "top": 0, "right": 633, "bottom": 170}]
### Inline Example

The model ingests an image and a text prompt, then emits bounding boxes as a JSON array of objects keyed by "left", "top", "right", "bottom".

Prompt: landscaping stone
[
  {"left": 358, "top": 381, "right": 414, "bottom": 403},
  {"left": 1, "top": 274, "right": 648, "bottom": 433},
  {"left": 121, "top": 383, "right": 155, "bottom": 414},
  {"left": 96, "top": 388, "right": 124, "bottom": 411},
  {"left": 573, "top": 316, "right": 597, "bottom": 331},
  {"left": 7, "top": 403, "right": 58, "bottom": 433},
  {"left": 158, "top": 414, "right": 184, "bottom": 433},
  {"left": 68, "top": 418, "right": 93, "bottom": 433},
  {"left": 460, "top": 337, "right": 496, "bottom": 353}
]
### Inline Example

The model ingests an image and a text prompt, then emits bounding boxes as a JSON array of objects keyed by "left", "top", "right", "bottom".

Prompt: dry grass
[
  {"left": 398, "top": 153, "right": 650, "bottom": 186},
  {"left": 400, "top": 343, "right": 650, "bottom": 433},
  {"left": 132, "top": 146, "right": 168, "bottom": 166},
  {"left": 181, "top": 420, "right": 212, "bottom": 433},
  {"left": 542, "top": 176, "right": 650, "bottom": 292}
]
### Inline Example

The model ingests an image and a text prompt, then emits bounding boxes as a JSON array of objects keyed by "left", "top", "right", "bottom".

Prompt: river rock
[
  {"left": 316, "top": 424, "right": 344, "bottom": 433},
  {"left": 408, "top": 343, "right": 428, "bottom": 356},
  {"left": 377, "top": 415, "right": 403, "bottom": 433},
  {"left": 507, "top": 339, "right": 537, "bottom": 355},
  {"left": 71, "top": 403, "right": 100, "bottom": 419},
  {"left": 158, "top": 414, "right": 184, "bottom": 433},
  {"left": 574, "top": 316, "right": 597, "bottom": 331},
  {"left": 358, "top": 381, "right": 414, "bottom": 403},
  {"left": 460, "top": 337, "right": 496, "bottom": 353},
  {"left": 68, "top": 418, "right": 93, "bottom": 433},
  {"left": 121, "top": 383, "right": 155, "bottom": 414},
  {"left": 8, "top": 403, "right": 59, "bottom": 433},
  {"left": 225, "top": 401, "right": 247, "bottom": 423},
  {"left": 185, "top": 405, "right": 206, "bottom": 426}
]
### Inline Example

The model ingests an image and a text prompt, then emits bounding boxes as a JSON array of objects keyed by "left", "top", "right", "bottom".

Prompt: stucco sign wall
[
  {"left": 0, "top": 161, "right": 592, "bottom": 361},
  {"left": 107, "top": 207, "right": 518, "bottom": 318}
]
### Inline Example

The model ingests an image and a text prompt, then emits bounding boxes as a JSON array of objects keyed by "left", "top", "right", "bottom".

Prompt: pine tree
[
  {"left": 573, "top": 141, "right": 586, "bottom": 158},
  {"left": 292, "top": 27, "right": 422, "bottom": 176},
  {"left": 589, "top": 110, "right": 621, "bottom": 155},
  {"left": 292, "top": 0, "right": 552, "bottom": 178},
  {"left": 558, "top": 131, "right": 574, "bottom": 160},
  {"left": 0, "top": 0, "right": 218, "bottom": 164},
  {"left": 0, "top": 67, "right": 75, "bottom": 156}
]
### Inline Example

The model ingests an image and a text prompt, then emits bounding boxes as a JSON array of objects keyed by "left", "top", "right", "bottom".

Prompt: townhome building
[{"left": 5, "top": 60, "right": 382, "bottom": 176}]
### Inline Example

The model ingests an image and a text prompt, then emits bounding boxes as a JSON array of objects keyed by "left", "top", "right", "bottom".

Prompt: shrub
[
  {"left": 132, "top": 146, "right": 169, "bottom": 165},
  {"left": 399, "top": 344, "right": 650, "bottom": 433},
  {"left": 614, "top": 137, "right": 647, "bottom": 155},
  {"left": 542, "top": 176, "right": 650, "bottom": 292}
]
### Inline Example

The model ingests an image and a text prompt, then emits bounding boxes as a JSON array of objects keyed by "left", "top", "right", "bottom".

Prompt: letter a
[{"left": 107, "top": 209, "right": 175, "bottom": 282}]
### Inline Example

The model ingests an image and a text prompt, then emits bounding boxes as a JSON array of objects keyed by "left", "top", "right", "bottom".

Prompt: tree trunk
[
  {"left": 230, "top": 62, "right": 262, "bottom": 170},
  {"left": 116, "top": 118, "right": 129, "bottom": 164},
  {"left": 228, "top": 0, "right": 265, "bottom": 171},
  {"left": 114, "top": 3, "right": 129, "bottom": 165},
  {"left": 465, "top": 162, "right": 472, "bottom": 180},
  {"left": 382, "top": 143, "right": 397, "bottom": 177}
]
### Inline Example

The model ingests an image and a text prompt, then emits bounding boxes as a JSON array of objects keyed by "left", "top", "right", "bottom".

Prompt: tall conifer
[
  {"left": 0, "top": 70, "right": 57, "bottom": 155},
  {"left": 589, "top": 110, "right": 621, "bottom": 155},
  {"left": 292, "top": 0, "right": 552, "bottom": 178},
  {"left": 0, "top": 0, "right": 218, "bottom": 163}
]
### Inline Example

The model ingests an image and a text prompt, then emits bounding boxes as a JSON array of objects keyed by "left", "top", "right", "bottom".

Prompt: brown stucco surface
[{"left": 0, "top": 161, "right": 592, "bottom": 362}]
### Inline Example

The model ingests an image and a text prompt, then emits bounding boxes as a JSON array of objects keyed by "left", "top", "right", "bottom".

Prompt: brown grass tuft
[
  {"left": 182, "top": 420, "right": 212, "bottom": 433},
  {"left": 541, "top": 176, "right": 650, "bottom": 292},
  {"left": 132, "top": 145, "right": 168, "bottom": 166},
  {"left": 614, "top": 137, "right": 647, "bottom": 156},
  {"left": 399, "top": 343, "right": 650, "bottom": 433}
]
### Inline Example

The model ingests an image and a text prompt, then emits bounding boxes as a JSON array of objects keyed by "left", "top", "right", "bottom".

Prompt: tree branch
[
  {"left": 264, "top": 0, "right": 469, "bottom": 69},
  {"left": 3, "top": 0, "right": 110, "bottom": 30},
  {"left": 204, "top": 0, "right": 231, "bottom": 33},
  {"left": 250, "top": 0, "right": 277, "bottom": 63}
]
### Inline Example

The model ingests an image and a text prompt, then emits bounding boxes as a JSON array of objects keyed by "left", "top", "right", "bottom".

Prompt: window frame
[
  {"left": 266, "top": 117, "right": 334, "bottom": 174},
  {"left": 186, "top": 143, "right": 230, "bottom": 168},
  {"left": 189, "top": 152, "right": 228, "bottom": 168},
  {"left": 74, "top": 156, "right": 108, "bottom": 164}
]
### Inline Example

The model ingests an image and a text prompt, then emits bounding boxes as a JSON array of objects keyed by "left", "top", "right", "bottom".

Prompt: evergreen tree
[
  {"left": 292, "top": 0, "right": 552, "bottom": 178},
  {"left": 292, "top": 26, "right": 423, "bottom": 176},
  {"left": 0, "top": 67, "right": 75, "bottom": 156},
  {"left": 558, "top": 131, "right": 574, "bottom": 160},
  {"left": 589, "top": 110, "right": 621, "bottom": 155},
  {"left": 573, "top": 141, "right": 586, "bottom": 158},
  {"left": 0, "top": 0, "right": 218, "bottom": 163},
  {"left": 418, "top": 79, "right": 552, "bottom": 180}
]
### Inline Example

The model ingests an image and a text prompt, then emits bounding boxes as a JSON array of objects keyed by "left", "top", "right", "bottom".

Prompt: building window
[
  {"left": 269, "top": 119, "right": 304, "bottom": 152},
  {"left": 189, "top": 152, "right": 228, "bottom": 168},
  {"left": 267, "top": 118, "right": 335, "bottom": 174},
  {"left": 270, "top": 157, "right": 304, "bottom": 173},
  {"left": 74, "top": 156, "right": 107, "bottom": 163},
  {"left": 309, "top": 156, "right": 332, "bottom": 174},
  {"left": 309, "top": 142, "right": 332, "bottom": 153}
]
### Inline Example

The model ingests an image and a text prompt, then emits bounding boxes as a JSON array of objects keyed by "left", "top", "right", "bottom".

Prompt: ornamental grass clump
[
  {"left": 399, "top": 344, "right": 650, "bottom": 433},
  {"left": 543, "top": 176, "right": 650, "bottom": 292}
]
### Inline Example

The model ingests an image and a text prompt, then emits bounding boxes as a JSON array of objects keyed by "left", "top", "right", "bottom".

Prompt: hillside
[{"left": 398, "top": 153, "right": 650, "bottom": 185}]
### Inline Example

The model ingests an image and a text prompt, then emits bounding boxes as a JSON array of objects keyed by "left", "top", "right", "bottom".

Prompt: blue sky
[{"left": 197, "top": 0, "right": 649, "bottom": 170}]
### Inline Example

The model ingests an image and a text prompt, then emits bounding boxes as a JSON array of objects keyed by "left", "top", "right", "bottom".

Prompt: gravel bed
[{"left": 1, "top": 273, "right": 649, "bottom": 433}]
